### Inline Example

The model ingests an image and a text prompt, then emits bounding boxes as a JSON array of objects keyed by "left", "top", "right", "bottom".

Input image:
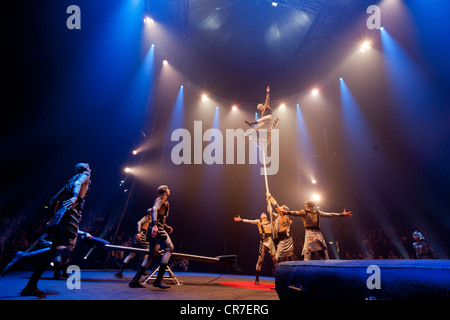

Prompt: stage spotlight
[
  {"left": 312, "top": 193, "right": 321, "bottom": 201},
  {"left": 271, "top": 2, "right": 278, "bottom": 7},
  {"left": 340, "top": 77, "right": 343, "bottom": 81},
  {"left": 124, "top": 167, "right": 131, "bottom": 173},
  {"left": 311, "top": 178, "right": 317, "bottom": 184},
  {"left": 132, "top": 150, "right": 138, "bottom": 155},
  {"left": 143, "top": 16, "right": 153, "bottom": 25},
  {"left": 201, "top": 94, "right": 208, "bottom": 102},
  {"left": 279, "top": 104, "right": 286, "bottom": 109},
  {"left": 312, "top": 88, "right": 319, "bottom": 96},
  {"left": 360, "top": 41, "right": 371, "bottom": 53},
  {"left": 232, "top": 105, "right": 237, "bottom": 111},
  {"left": 162, "top": 60, "right": 168, "bottom": 65}
]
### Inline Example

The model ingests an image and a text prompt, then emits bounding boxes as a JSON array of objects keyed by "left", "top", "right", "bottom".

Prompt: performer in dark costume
[
  {"left": 1, "top": 163, "right": 91, "bottom": 296},
  {"left": 282, "top": 199, "right": 352, "bottom": 261},
  {"left": 114, "top": 211, "right": 155, "bottom": 279},
  {"left": 412, "top": 231, "right": 438, "bottom": 259},
  {"left": 129, "top": 185, "right": 174, "bottom": 289},
  {"left": 245, "top": 86, "right": 272, "bottom": 132},
  {"left": 234, "top": 210, "right": 277, "bottom": 285}
]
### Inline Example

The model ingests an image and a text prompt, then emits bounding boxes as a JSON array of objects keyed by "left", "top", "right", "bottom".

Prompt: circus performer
[
  {"left": 245, "top": 86, "right": 272, "bottom": 133},
  {"left": 234, "top": 209, "right": 277, "bottom": 285},
  {"left": 1, "top": 163, "right": 91, "bottom": 296},
  {"left": 266, "top": 193, "right": 294, "bottom": 262},
  {"left": 282, "top": 199, "right": 352, "bottom": 261},
  {"left": 412, "top": 231, "right": 437, "bottom": 259},
  {"left": 129, "top": 185, "right": 174, "bottom": 289}
]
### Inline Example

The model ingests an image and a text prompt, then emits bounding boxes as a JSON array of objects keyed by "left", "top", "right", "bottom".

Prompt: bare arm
[
  {"left": 150, "top": 198, "right": 164, "bottom": 238},
  {"left": 319, "top": 209, "right": 353, "bottom": 218},
  {"left": 234, "top": 215, "right": 259, "bottom": 225},
  {"left": 263, "top": 86, "right": 270, "bottom": 109}
]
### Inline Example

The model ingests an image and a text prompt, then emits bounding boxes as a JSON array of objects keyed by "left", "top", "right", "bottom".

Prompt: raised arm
[{"left": 263, "top": 86, "right": 270, "bottom": 109}]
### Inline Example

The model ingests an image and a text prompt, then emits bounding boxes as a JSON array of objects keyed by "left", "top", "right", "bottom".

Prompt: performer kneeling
[
  {"left": 129, "top": 185, "right": 174, "bottom": 289},
  {"left": 234, "top": 210, "right": 277, "bottom": 285},
  {"left": 1, "top": 163, "right": 91, "bottom": 296},
  {"left": 283, "top": 199, "right": 352, "bottom": 261}
]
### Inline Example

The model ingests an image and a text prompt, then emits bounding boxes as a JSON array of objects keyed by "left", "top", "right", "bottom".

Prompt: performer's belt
[
  {"left": 305, "top": 226, "right": 321, "bottom": 231},
  {"left": 277, "top": 230, "right": 289, "bottom": 240},
  {"left": 260, "top": 232, "right": 272, "bottom": 240}
]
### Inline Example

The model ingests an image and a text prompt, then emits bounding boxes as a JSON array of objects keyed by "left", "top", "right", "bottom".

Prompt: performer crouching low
[{"left": 129, "top": 185, "right": 174, "bottom": 289}]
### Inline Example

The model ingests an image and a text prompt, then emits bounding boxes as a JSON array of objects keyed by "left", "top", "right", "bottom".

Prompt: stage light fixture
[
  {"left": 272, "top": 2, "right": 278, "bottom": 7},
  {"left": 201, "top": 94, "right": 208, "bottom": 102},
  {"left": 279, "top": 104, "right": 286, "bottom": 109},
  {"left": 312, "top": 193, "right": 321, "bottom": 201},
  {"left": 132, "top": 150, "right": 138, "bottom": 155},
  {"left": 124, "top": 167, "right": 131, "bottom": 173},
  {"left": 143, "top": 17, "right": 153, "bottom": 25},
  {"left": 162, "top": 60, "right": 168, "bottom": 65},
  {"left": 312, "top": 179, "right": 317, "bottom": 184},
  {"left": 312, "top": 88, "right": 319, "bottom": 96},
  {"left": 232, "top": 105, "right": 237, "bottom": 111},
  {"left": 360, "top": 41, "right": 371, "bottom": 53}
]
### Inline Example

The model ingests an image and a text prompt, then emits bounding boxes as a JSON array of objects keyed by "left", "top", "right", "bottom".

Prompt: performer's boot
[
  {"left": 255, "top": 270, "right": 260, "bottom": 285},
  {"left": 20, "top": 260, "right": 48, "bottom": 296},
  {"left": 1, "top": 248, "right": 51, "bottom": 276},
  {"left": 153, "top": 264, "right": 170, "bottom": 289},
  {"left": 61, "top": 262, "right": 70, "bottom": 279},
  {"left": 52, "top": 261, "right": 66, "bottom": 280},
  {"left": 245, "top": 120, "right": 257, "bottom": 127},
  {"left": 114, "top": 261, "right": 127, "bottom": 279},
  {"left": 129, "top": 266, "right": 146, "bottom": 288}
]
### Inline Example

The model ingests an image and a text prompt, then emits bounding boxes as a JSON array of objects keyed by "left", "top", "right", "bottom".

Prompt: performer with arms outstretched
[
  {"left": 234, "top": 209, "right": 277, "bottom": 285},
  {"left": 281, "top": 199, "right": 352, "bottom": 261}
]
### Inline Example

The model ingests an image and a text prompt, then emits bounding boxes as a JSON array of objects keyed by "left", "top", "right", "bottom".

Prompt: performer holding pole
[
  {"left": 233, "top": 209, "right": 277, "bottom": 285},
  {"left": 266, "top": 193, "right": 294, "bottom": 262},
  {"left": 281, "top": 199, "right": 352, "bottom": 261},
  {"left": 129, "top": 185, "right": 174, "bottom": 289},
  {"left": 1, "top": 163, "right": 91, "bottom": 296}
]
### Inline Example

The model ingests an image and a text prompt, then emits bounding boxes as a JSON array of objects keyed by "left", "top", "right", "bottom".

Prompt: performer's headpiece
[
  {"left": 413, "top": 231, "right": 424, "bottom": 240},
  {"left": 158, "top": 185, "right": 169, "bottom": 195},
  {"left": 75, "top": 163, "right": 90, "bottom": 173}
]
